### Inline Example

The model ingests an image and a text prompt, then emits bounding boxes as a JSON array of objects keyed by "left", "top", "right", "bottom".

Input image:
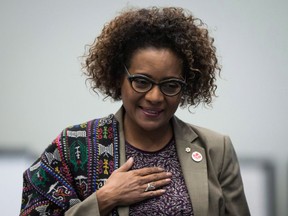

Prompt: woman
[{"left": 20, "top": 6, "right": 250, "bottom": 216}]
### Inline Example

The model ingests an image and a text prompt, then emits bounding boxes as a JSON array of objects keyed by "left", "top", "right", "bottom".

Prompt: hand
[{"left": 96, "top": 157, "right": 172, "bottom": 214}]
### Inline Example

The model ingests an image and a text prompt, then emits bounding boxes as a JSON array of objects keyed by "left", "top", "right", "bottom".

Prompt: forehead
[{"left": 128, "top": 47, "right": 183, "bottom": 78}]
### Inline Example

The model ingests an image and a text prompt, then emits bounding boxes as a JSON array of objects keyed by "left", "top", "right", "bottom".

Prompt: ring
[{"left": 144, "top": 182, "right": 156, "bottom": 192}]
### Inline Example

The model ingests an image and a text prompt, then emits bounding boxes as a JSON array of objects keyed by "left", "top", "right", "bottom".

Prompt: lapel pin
[
  {"left": 191, "top": 151, "right": 203, "bottom": 162},
  {"left": 185, "top": 147, "right": 191, "bottom": 153}
]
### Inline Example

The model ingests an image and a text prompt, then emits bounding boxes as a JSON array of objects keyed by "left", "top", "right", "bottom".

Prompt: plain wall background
[{"left": 0, "top": 0, "right": 287, "bottom": 215}]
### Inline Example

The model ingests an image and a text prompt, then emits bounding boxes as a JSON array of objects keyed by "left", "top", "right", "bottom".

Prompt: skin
[
  {"left": 122, "top": 47, "right": 183, "bottom": 151},
  {"left": 96, "top": 47, "right": 184, "bottom": 216}
]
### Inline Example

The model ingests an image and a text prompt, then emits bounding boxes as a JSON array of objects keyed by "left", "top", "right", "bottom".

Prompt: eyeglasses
[{"left": 124, "top": 65, "right": 186, "bottom": 97}]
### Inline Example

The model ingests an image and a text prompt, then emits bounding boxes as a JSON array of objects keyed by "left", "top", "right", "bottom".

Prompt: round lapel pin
[{"left": 191, "top": 151, "right": 203, "bottom": 162}]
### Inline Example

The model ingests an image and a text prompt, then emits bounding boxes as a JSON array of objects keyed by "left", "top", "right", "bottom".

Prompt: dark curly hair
[{"left": 83, "top": 6, "right": 221, "bottom": 107}]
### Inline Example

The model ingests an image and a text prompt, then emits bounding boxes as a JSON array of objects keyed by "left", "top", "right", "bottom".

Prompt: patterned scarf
[{"left": 20, "top": 114, "right": 120, "bottom": 215}]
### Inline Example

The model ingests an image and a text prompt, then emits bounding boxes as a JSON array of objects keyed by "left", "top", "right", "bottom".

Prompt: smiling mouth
[{"left": 140, "top": 107, "right": 163, "bottom": 116}]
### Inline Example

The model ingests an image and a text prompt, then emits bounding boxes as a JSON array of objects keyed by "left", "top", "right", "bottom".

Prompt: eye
[
  {"left": 160, "top": 81, "right": 183, "bottom": 95},
  {"left": 132, "top": 77, "right": 151, "bottom": 88},
  {"left": 162, "top": 81, "right": 181, "bottom": 90}
]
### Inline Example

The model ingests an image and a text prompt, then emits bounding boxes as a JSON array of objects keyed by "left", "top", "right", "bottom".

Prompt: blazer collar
[{"left": 114, "top": 107, "right": 208, "bottom": 216}]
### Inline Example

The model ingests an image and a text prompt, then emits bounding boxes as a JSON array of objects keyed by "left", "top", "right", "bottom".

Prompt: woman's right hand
[{"left": 96, "top": 157, "right": 172, "bottom": 215}]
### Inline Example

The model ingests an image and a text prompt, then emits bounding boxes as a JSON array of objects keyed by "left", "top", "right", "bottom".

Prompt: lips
[{"left": 140, "top": 107, "right": 163, "bottom": 117}]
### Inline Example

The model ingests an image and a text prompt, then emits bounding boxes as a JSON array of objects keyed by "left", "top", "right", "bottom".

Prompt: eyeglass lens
[{"left": 130, "top": 76, "right": 183, "bottom": 96}]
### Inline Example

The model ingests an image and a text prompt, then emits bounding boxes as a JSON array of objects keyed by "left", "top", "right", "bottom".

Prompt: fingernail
[{"left": 166, "top": 172, "right": 172, "bottom": 176}]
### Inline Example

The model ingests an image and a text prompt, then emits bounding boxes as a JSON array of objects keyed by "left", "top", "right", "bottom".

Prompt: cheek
[
  {"left": 121, "top": 80, "right": 137, "bottom": 102},
  {"left": 120, "top": 79, "right": 129, "bottom": 97},
  {"left": 172, "top": 94, "right": 182, "bottom": 104},
  {"left": 168, "top": 96, "right": 182, "bottom": 109}
]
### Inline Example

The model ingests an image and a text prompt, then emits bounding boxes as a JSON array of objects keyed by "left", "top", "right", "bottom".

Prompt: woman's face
[{"left": 121, "top": 47, "right": 183, "bottom": 132}]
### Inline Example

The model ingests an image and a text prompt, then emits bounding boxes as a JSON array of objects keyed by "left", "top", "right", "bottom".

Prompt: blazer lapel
[
  {"left": 172, "top": 116, "right": 209, "bottom": 216},
  {"left": 115, "top": 108, "right": 130, "bottom": 216}
]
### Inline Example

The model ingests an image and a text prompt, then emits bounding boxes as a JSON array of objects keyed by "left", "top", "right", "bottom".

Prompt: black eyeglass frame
[{"left": 124, "top": 65, "right": 187, "bottom": 97}]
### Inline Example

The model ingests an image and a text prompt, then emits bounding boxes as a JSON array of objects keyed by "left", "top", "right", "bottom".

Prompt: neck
[{"left": 123, "top": 116, "right": 173, "bottom": 152}]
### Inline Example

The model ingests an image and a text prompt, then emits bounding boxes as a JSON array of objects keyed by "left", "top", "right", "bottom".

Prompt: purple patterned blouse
[{"left": 125, "top": 138, "right": 194, "bottom": 216}]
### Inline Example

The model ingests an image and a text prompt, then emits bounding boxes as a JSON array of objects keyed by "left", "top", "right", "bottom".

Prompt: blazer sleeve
[{"left": 219, "top": 136, "right": 250, "bottom": 216}]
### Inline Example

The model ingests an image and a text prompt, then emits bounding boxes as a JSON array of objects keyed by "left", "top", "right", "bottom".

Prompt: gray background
[{"left": 0, "top": 0, "right": 287, "bottom": 215}]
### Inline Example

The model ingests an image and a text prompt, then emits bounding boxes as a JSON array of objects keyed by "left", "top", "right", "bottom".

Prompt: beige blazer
[{"left": 66, "top": 108, "right": 250, "bottom": 216}]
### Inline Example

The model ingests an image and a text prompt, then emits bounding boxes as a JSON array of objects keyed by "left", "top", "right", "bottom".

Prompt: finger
[
  {"left": 152, "top": 178, "right": 172, "bottom": 189},
  {"left": 143, "top": 178, "right": 171, "bottom": 192},
  {"left": 142, "top": 171, "right": 172, "bottom": 183},
  {"left": 115, "top": 157, "right": 134, "bottom": 172},
  {"left": 133, "top": 166, "right": 165, "bottom": 176},
  {"left": 142, "top": 189, "right": 166, "bottom": 198}
]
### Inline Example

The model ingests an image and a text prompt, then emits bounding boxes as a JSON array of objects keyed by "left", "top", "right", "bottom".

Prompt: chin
[{"left": 138, "top": 121, "right": 166, "bottom": 132}]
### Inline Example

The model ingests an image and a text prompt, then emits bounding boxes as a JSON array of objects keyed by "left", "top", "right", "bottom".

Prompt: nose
[{"left": 144, "top": 85, "right": 164, "bottom": 103}]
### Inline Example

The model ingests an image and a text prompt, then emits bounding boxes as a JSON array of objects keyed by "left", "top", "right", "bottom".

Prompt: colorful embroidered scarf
[{"left": 20, "top": 114, "right": 120, "bottom": 215}]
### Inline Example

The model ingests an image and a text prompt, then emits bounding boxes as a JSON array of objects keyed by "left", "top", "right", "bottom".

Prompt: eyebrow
[
  {"left": 124, "top": 65, "right": 184, "bottom": 81},
  {"left": 132, "top": 72, "right": 184, "bottom": 81}
]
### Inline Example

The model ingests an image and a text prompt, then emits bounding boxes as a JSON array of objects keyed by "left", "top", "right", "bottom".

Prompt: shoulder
[
  {"left": 173, "top": 116, "right": 240, "bottom": 178},
  {"left": 52, "top": 114, "right": 118, "bottom": 151},
  {"left": 173, "top": 115, "right": 229, "bottom": 144},
  {"left": 65, "top": 114, "right": 116, "bottom": 132},
  {"left": 189, "top": 123, "right": 231, "bottom": 150},
  {"left": 173, "top": 116, "right": 234, "bottom": 157}
]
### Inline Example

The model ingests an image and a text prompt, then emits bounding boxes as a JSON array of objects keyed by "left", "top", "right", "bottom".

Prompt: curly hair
[{"left": 83, "top": 6, "right": 221, "bottom": 107}]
